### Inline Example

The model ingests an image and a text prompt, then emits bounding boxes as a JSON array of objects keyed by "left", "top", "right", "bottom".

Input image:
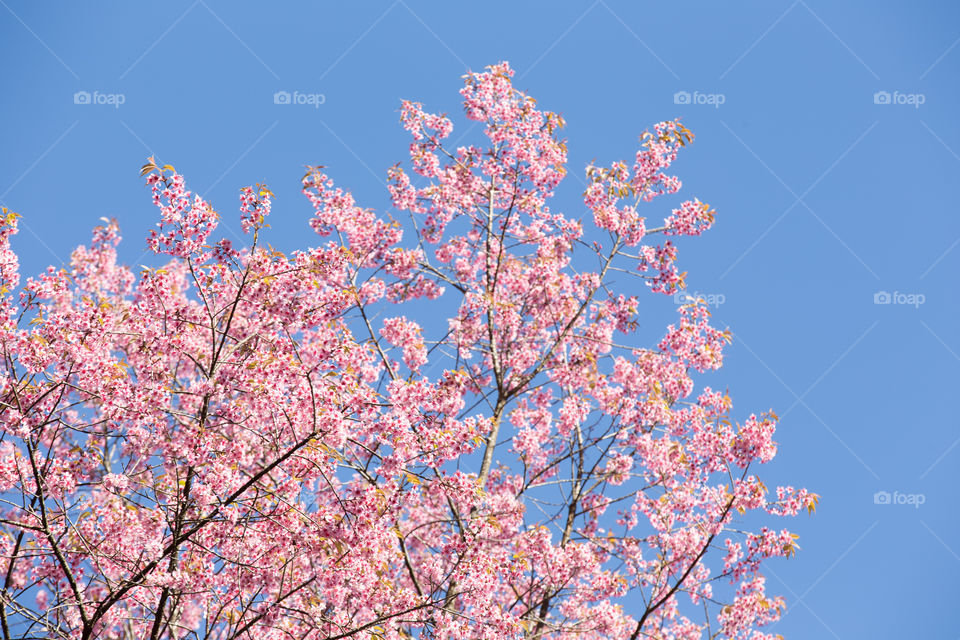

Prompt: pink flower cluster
[
  {"left": 302, "top": 167, "right": 402, "bottom": 265},
  {"left": 239, "top": 184, "right": 273, "bottom": 233},
  {"left": 145, "top": 168, "right": 218, "bottom": 258},
  {"left": 658, "top": 302, "right": 730, "bottom": 371},
  {"left": 0, "top": 208, "right": 20, "bottom": 328},
  {"left": 664, "top": 198, "right": 716, "bottom": 236},
  {"left": 380, "top": 315, "right": 428, "bottom": 371}
]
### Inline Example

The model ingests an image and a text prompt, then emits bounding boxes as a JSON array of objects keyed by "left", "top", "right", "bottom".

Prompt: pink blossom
[{"left": 0, "top": 63, "right": 814, "bottom": 640}]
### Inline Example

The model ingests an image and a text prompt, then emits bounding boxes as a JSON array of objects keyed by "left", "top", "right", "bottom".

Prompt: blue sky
[{"left": 1, "top": 1, "right": 958, "bottom": 637}]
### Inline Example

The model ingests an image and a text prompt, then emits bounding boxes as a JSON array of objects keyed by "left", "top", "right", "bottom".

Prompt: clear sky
[{"left": 2, "top": 1, "right": 958, "bottom": 637}]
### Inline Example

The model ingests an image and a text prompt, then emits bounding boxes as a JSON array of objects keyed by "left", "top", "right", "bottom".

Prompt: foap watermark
[
  {"left": 273, "top": 90, "right": 325, "bottom": 108},
  {"left": 674, "top": 291, "right": 726, "bottom": 308},
  {"left": 73, "top": 90, "right": 125, "bottom": 109},
  {"left": 873, "top": 490, "right": 925, "bottom": 509},
  {"left": 674, "top": 91, "right": 725, "bottom": 109},
  {"left": 874, "top": 290, "right": 925, "bottom": 308},
  {"left": 873, "top": 90, "right": 925, "bottom": 108}
]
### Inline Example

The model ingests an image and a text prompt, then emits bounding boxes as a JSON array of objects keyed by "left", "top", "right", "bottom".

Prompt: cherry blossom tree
[{"left": 0, "top": 62, "right": 816, "bottom": 640}]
